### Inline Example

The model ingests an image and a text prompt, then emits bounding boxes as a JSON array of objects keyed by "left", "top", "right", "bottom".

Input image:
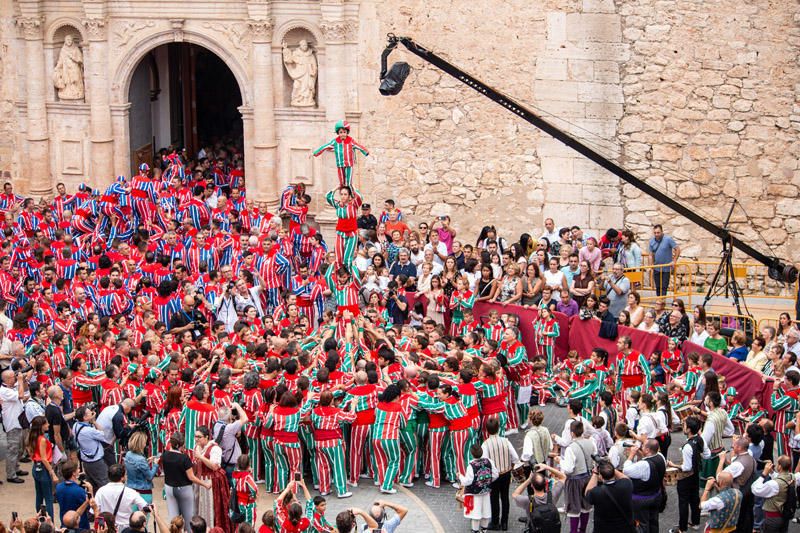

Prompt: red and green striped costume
[
  {"left": 324, "top": 263, "right": 361, "bottom": 338},
  {"left": 310, "top": 405, "right": 356, "bottom": 496},
  {"left": 500, "top": 340, "right": 531, "bottom": 430},
  {"left": 771, "top": 385, "right": 799, "bottom": 456},
  {"left": 417, "top": 391, "right": 448, "bottom": 487},
  {"left": 439, "top": 397, "right": 472, "bottom": 480},
  {"left": 180, "top": 400, "right": 218, "bottom": 452},
  {"left": 242, "top": 388, "right": 264, "bottom": 482},
  {"left": 266, "top": 405, "right": 303, "bottom": 492},
  {"left": 313, "top": 136, "right": 369, "bottom": 187},
  {"left": 615, "top": 350, "right": 651, "bottom": 419},
  {"left": 372, "top": 401, "right": 406, "bottom": 492},
  {"left": 474, "top": 377, "right": 507, "bottom": 438},
  {"left": 532, "top": 317, "right": 560, "bottom": 373},
  {"left": 324, "top": 189, "right": 362, "bottom": 268},
  {"left": 232, "top": 469, "right": 258, "bottom": 525},
  {"left": 342, "top": 384, "right": 378, "bottom": 484},
  {"left": 449, "top": 290, "right": 475, "bottom": 336}
]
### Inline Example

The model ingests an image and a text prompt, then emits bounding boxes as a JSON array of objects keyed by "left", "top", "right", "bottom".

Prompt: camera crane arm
[{"left": 380, "top": 34, "right": 797, "bottom": 283}]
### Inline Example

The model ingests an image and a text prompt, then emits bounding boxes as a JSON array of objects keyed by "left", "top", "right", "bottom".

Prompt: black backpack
[
  {"left": 779, "top": 476, "right": 797, "bottom": 521},
  {"left": 527, "top": 491, "right": 561, "bottom": 533}
]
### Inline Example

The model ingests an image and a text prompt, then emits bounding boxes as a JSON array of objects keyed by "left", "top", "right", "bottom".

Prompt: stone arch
[
  {"left": 112, "top": 29, "right": 251, "bottom": 107},
  {"left": 45, "top": 18, "right": 87, "bottom": 45},
  {"left": 273, "top": 20, "right": 325, "bottom": 50}
]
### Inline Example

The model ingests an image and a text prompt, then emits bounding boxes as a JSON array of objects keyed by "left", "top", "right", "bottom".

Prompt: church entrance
[{"left": 127, "top": 43, "right": 243, "bottom": 172}]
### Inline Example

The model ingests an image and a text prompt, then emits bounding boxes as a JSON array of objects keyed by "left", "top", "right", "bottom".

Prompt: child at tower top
[{"left": 312, "top": 120, "right": 369, "bottom": 187}]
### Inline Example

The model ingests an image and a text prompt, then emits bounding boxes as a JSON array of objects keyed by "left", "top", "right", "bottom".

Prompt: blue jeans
[{"left": 32, "top": 462, "right": 54, "bottom": 519}]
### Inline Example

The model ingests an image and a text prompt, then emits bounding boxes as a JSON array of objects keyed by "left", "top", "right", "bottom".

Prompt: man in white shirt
[
  {"left": 623, "top": 439, "right": 668, "bottom": 532},
  {"left": 0, "top": 368, "right": 30, "bottom": 483},
  {"left": 423, "top": 231, "right": 448, "bottom": 267},
  {"left": 481, "top": 418, "right": 520, "bottom": 531},
  {"left": 539, "top": 218, "right": 560, "bottom": 244},
  {"left": 783, "top": 328, "right": 800, "bottom": 356},
  {"left": 95, "top": 464, "right": 148, "bottom": 530},
  {"left": 699, "top": 472, "right": 741, "bottom": 529},
  {"left": 751, "top": 455, "right": 799, "bottom": 532},
  {"left": 552, "top": 399, "right": 594, "bottom": 449}
]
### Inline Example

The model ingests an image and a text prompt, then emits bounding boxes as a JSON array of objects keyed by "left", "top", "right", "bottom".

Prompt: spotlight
[
  {"left": 768, "top": 263, "right": 798, "bottom": 284},
  {"left": 379, "top": 62, "right": 411, "bottom": 96}
]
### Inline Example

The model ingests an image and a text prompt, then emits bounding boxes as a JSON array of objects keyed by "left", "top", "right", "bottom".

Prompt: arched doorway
[{"left": 127, "top": 43, "right": 243, "bottom": 171}]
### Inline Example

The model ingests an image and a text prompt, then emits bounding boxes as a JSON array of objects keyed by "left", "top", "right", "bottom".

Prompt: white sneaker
[
  {"left": 520, "top": 422, "right": 529, "bottom": 430},
  {"left": 425, "top": 480, "right": 439, "bottom": 488},
  {"left": 337, "top": 492, "right": 353, "bottom": 499},
  {"left": 380, "top": 488, "right": 397, "bottom": 494},
  {"left": 452, "top": 482, "right": 462, "bottom": 489},
  {"left": 348, "top": 481, "right": 358, "bottom": 488},
  {"left": 401, "top": 482, "right": 414, "bottom": 488},
  {"left": 505, "top": 428, "right": 518, "bottom": 436},
  {"left": 557, "top": 506, "right": 565, "bottom": 514},
  {"left": 360, "top": 473, "right": 370, "bottom": 479},
  {"left": 374, "top": 480, "right": 380, "bottom": 486}
]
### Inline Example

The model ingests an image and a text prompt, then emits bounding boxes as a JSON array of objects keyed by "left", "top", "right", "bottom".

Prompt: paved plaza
[{"left": 0, "top": 403, "right": 717, "bottom": 532}]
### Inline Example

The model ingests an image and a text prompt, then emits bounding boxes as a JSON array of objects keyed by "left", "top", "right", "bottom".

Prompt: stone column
[
  {"left": 16, "top": 16, "right": 51, "bottom": 196},
  {"left": 83, "top": 17, "right": 114, "bottom": 185},
  {"left": 316, "top": 18, "right": 356, "bottom": 234},
  {"left": 248, "top": 19, "right": 278, "bottom": 207}
]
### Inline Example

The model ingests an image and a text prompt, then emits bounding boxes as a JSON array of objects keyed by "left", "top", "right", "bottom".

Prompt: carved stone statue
[
  {"left": 282, "top": 40, "right": 317, "bottom": 107},
  {"left": 53, "top": 35, "right": 84, "bottom": 100}
]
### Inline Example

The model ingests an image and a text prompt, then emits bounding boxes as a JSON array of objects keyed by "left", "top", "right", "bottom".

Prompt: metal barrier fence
[{"left": 623, "top": 260, "right": 798, "bottom": 310}]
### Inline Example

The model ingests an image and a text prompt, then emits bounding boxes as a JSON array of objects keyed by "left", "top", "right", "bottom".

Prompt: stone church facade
[{"left": 0, "top": 0, "right": 798, "bottom": 261}]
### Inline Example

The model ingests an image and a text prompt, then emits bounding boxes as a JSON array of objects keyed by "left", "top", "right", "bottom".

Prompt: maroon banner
[
  {"left": 681, "top": 341, "right": 773, "bottom": 409},
  {"left": 404, "top": 292, "right": 772, "bottom": 409},
  {"left": 567, "top": 317, "right": 669, "bottom": 364},
  {"left": 405, "top": 293, "right": 569, "bottom": 359}
]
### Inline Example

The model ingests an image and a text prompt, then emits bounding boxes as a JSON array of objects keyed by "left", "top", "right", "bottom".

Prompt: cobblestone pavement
[{"left": 0, "top": 404, "right": 717, "bottom": 532}]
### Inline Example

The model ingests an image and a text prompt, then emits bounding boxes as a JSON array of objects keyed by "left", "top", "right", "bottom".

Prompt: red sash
[
  {"left": 335, "top": 217, "right": 358, "bottom": 233},
  {"left": 273, "top": 430, "right": 300, "bottom": 444},
  {"left": 480, "top": 395, "right": 506, "bottom": 415},
  {"left": 131, "top": 189, "right": 148, "bottom": 199},
  {"left": 313, "top": 428, "right": 341, "bottom": 441},
  {"left": 621, "top": 374, "right": 644, "bottom": 388}
]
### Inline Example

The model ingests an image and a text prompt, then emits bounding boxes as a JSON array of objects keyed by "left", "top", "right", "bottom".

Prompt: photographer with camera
[
  {"left": 55, "top": 460, "right": 95, "bottom": 530},
  {"left": 512, "top": 464, "right": 565, "bottom": 533},
  {"left": 585, "top": 460, "right": 635, "bottom": 533},
  {"left": 169, "top": 296, "right": 209, "bottom": 340},
  {"left": 334, "top": 507, "right": 378, "bottom": 533},
  {"left": 212, "top": 402, "right": 248, "bottom": 481},
  {"left": 365, "top": 500, "right": 408, "bottom": 533},
  {"left": 95, "top": 464, "right": 149, "bottom": 531},
  {"left": 120, "top": 505, "right": 168, "bottom": 533},
  {"left": 74, "top": 404, "right": 112, "bottom": 489},
  {"left": 96, "top": 397, "right": 146, "bottom": 464},
  {"left": 1, "top": 367, "right": 31, "bottom": 483}
]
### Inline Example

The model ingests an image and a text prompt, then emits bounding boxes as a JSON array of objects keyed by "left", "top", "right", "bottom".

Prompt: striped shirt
[{"left": 481, "top": 435, "right": 520, "bottom": 474}]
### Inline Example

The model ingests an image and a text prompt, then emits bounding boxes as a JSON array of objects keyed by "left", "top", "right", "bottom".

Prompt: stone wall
[
  {"left": 0, "top": 0, "right": 797, "bottom": 264},
  {"left": 356, "top": 0, "right": 800, "bottom": 263},
  {"left": 616, "top": 0, "right": 800, "bottom": 261}
]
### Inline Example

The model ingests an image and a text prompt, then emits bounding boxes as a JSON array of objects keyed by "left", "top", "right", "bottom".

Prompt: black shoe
[
  {"left": 517, "top": 517, "right": 527, "bottom": 524},
  {"left": 486, "top": 523, "right": 500, "bottom": 531},
  {"left": 15, "top": 470, "right": 28, "bottom": 476},
  {"left": 19, "top": 457, "right": 31, "bottom": 463},
  {"left": 6, "top": 478, "right": 24, "bottom": 484},
  {"left": 500, "top": 522, "right": 508, "bottom": 531}
]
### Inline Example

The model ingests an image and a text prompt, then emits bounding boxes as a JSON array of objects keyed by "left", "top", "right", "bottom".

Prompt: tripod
[{"left": 702, "top": 201, "right": 753, "bottom": 333}]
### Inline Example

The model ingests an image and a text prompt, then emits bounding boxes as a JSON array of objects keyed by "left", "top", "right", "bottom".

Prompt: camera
[
  {"left": 142, "top": 505, "right": 153, "bottom": 514},
  {"left": 591, "top": 454, "right": 611, "bottom": 467},
  {"left": 227, "top": 282, "right": 235, "bottom": 292}
]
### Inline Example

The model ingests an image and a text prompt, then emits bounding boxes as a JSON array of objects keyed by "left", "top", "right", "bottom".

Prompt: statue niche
[
  {"left": 282, "top": 37, "right": 317, "bottom": 107},
  {"left": 53, "top": 34, "right": 85, "bottom": 101}
]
